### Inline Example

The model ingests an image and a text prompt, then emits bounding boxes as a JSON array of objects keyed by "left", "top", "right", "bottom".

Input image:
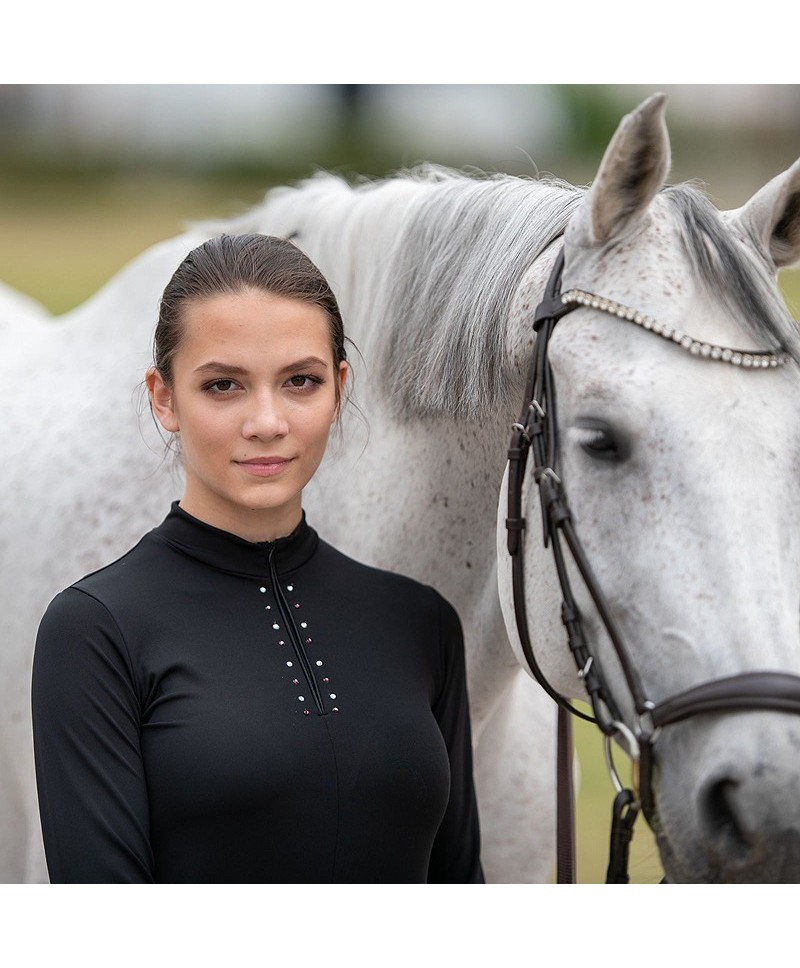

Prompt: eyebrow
[{"left": 194, "top": 356, "right": 331, "bottom": 376}]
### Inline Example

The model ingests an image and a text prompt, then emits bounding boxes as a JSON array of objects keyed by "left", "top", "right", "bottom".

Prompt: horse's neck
[
  {"left": 0, "top": 283, "right": 50, "bottom": 330},
  {"left": 59, "top": 232, "right": 210, "bottom": 345}
]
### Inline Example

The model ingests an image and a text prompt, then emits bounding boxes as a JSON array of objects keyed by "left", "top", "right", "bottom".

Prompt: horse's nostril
[{"left": 700, "top": 777, "right": 752, "bottom": 863}]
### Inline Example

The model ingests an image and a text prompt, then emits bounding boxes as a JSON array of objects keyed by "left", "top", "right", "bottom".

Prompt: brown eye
[
  {"left": 286, "top": 374, "right": 321, "bottom": 390},
  {"left": 203, "top": 379, "right": 239, "bottom": 395}
]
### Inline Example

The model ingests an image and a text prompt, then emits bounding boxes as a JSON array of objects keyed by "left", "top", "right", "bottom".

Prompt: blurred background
[
  {"left": 3, "top": 84, "right": 799, "bottom": 315},
  {"left": 3, "top": 82, "right": 799, "bottom": 883}
]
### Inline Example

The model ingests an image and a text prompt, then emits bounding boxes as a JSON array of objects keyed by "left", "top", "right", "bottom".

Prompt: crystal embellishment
[{"left": 560, "top": 289, "right": 790, "bottom": 368}]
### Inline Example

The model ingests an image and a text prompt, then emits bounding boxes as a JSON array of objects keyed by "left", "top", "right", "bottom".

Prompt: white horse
[{"left": 4, "top": 92, "right": 800, "bottom": 882}]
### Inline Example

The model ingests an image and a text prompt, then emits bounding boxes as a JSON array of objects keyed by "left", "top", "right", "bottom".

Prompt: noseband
[{"left": 506, "top": 246, "right": 800, "bottom": 883}]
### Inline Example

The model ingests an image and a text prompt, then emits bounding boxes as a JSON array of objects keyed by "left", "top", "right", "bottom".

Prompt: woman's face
[{"left": 147, "top": 288, "right": 347, "bottom": 542}]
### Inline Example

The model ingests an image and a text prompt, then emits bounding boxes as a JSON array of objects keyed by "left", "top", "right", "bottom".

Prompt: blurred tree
[
  {"left": 0, "top": 85, "right": 32, "bottom": 155},
  {"left": 554, "top": 85, "right": 625, "bottom": 157},
  {"left": 336, "top": 84, "right": 365, "bottom": 128}
]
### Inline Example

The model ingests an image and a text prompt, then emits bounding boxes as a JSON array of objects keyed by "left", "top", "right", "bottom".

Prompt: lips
[
  {"left": 238, "top": 456, "right": 292, "bottom": 465},
  {"left": 235, "top": 456, "right": 295, "bottom": 477}
]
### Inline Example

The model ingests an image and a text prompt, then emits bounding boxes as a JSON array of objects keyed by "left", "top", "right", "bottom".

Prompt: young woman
[{"left": 31, "top": 233, "right": 484, "bottom": 884}]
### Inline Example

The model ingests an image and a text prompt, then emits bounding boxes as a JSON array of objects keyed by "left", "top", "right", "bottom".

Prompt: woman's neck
[{"left": 177, "top": 493, "right": 303, "bottom": 544}]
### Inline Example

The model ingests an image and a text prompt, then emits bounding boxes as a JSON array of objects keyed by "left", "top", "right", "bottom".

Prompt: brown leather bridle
[{"left": 506, "top": 246, "right": 800, "bottom": 883}]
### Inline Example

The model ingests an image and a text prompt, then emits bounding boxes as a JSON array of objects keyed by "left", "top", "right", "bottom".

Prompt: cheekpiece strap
[{"left": 533, "top": 294, "right": 576, "bottom": 332}]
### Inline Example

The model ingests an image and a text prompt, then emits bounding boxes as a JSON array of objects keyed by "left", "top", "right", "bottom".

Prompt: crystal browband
[{"left": 561, "top": 289, "right": 790, "bottom": 368}]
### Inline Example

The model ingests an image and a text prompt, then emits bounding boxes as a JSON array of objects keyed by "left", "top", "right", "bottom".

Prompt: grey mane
[
  {"left": 374, "top": 166, "right": 584, "bottom": 420},
  {"left": 663, "top": 184, "right": 800, "bottom": 364}
]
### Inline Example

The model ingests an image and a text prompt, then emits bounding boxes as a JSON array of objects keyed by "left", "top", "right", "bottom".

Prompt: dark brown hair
[{"left": 154, "top": 233, "right": 348, "bottom": 402}]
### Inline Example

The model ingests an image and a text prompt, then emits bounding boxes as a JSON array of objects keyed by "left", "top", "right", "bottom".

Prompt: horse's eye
[{"left": 570, "top": 418, "right": 628, "bottom": 462}]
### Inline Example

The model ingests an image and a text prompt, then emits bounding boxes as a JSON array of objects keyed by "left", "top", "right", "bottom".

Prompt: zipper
[{"left": 268, "top": 545, "right": 326, "bottom": 715}]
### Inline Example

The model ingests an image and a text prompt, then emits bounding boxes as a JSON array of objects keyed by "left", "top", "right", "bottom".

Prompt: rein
[{"left": 506, "top": 247, "right": 800, "bottom": 883}]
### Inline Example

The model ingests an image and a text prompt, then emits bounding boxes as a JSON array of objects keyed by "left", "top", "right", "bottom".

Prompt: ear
[
  {"left": 145, "top": 367, "right": 180, "bottom": 433},
  {"left": 571, "top": 93, "right": 671, "bottom": 247},
  {"left": 333, "top": 360, "right": 348, "bottom": 423},
  {"left": 725, "top": 158, "right": 800, "bottom": 269}
]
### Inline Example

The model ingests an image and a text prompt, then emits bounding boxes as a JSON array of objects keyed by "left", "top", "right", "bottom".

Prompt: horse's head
[{"left": 498, "top": 94, "right": 800, "bottom": 882}]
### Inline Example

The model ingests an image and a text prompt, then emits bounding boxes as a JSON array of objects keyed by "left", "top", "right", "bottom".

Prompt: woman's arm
[
  {"left": 427, "top": 595, "right": 485, "bottom": 884},
  {"left": 31, "top": 587, "right": 155, "bottom": 883}
]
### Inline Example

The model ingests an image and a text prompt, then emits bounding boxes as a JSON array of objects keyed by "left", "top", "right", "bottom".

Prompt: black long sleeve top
[{"left": 31, "top": 503, "right": 483, "bottom": 884}]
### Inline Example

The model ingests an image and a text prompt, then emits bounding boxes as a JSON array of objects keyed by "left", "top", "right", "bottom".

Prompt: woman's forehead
[{"left": 177, "top": 290, "right": 332, "bottom": 363}]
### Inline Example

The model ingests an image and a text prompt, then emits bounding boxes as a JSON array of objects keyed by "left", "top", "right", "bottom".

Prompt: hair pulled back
[{"left": 154, "top": 233, "right": 348, "bottom": 397}]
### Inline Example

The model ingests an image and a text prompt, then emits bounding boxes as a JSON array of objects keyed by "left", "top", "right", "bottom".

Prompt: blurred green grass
[
  {"left": 571, "top": 714, "right": 663, "bottom": 884},
  {"left": 0, "top": 173, "right": 273, "bottom": 315},
  {"left": 3, "top": 172, "right": 797, "bottom": 884}
]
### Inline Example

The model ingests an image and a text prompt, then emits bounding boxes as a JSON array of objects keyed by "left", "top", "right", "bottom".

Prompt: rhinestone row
[
  {"left": 261, "top": 582, "right": 339, "bottom": 715},
  {"left": 562, "top": 290, "right": 789, "bottom": 368}
]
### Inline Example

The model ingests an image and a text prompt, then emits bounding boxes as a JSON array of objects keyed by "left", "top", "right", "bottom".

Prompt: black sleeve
[
  {"left": 427, "top": 595, "right": 485, "bottom": 884},
  {"left": 31, "top": 587, "right": 155, "bottom": 883}
]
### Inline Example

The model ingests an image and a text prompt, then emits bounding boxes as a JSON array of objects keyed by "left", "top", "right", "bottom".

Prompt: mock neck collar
[{"left": 152, "top": 502, "right": 319, "bottom": 578}]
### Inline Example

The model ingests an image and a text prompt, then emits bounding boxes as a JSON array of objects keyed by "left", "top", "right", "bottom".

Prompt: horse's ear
[
  {"left": 726, "top": 158, "right": 800, "bottom": 269},
  {"left": 572, "top": 93, "right": 671, "bottom": 247}
]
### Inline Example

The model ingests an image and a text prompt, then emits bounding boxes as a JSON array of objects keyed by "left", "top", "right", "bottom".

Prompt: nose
[
  {"left": 691, "top": 718, "right": 800, "bottom": 881},
  {"left": 655, "top": 713, "right": 800, "bottom": 882},
  {"left": 241, "top": 389, "right": 289, "bottom": 440}
]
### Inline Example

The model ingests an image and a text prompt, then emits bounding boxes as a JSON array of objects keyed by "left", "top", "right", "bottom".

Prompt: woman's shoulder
[
  {"left": 314, "top": 537, "right": 462, "bottom": 629},
  {"left": 316, "top": 535, "right": 429, "bottom": 589},
  {"left": 43, "top": 528, "right": 168, "bottom": 624}
]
